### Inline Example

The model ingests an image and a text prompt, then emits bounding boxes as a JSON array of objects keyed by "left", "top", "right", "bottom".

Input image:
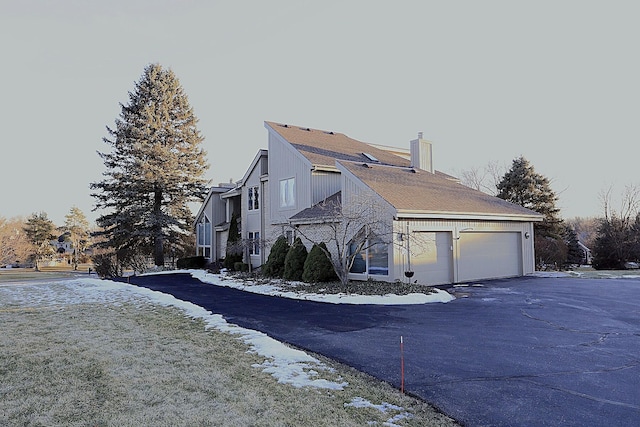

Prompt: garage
[
  {"left": 410, "top": 232, "right": 454, "bottom": 285},
  {"left": 457, "top": 232, "right": 522, "bottom": 282}
]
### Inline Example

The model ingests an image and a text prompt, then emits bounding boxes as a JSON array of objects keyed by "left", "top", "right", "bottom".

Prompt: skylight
[{"left": 362, "top": 152, "right": 380, "bottom": 162}]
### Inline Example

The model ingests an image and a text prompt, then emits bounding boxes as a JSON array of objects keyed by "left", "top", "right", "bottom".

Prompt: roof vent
[
  {"left": 299, "top": 127, "right": 311, "bottom": 131},
  {"left": 362, "top": 152, "right": 380, "bottom": 162},
  {"left": 324, "top": 131, "right": 335, "bottom": 135},
  {"left": 362, "top": 163, "right": 371, "bottom": 168}
]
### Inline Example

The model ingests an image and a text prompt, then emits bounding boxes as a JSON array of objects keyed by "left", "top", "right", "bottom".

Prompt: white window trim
[
  {"left": 248, "top": 186, "right": 259, "bottom": 211},
  {"left": 248, "top": 231, "right": 260, "bottom": 255},
  {"left": 279, "top": 177, "right": 295, "bottom": 209}
]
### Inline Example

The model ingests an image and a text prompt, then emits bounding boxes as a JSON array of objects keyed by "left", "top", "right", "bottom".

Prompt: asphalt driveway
[{"left": 124, "top": 274, "right": 640, "bottom": 426}]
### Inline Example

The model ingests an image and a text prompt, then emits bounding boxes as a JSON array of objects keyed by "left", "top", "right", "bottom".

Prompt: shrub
[
  {"left": 283, "top": 237, "right": 308, "bottom": 281},
  {"left": 263, "top": 236, "right": 290, "bottom": 278},
  {"left": 234, "top": 262, "right": 249, "bottom": 272},
  {"left": 176, "top": 256, "right": 206, "bottom": 269},
  {"left": 91, "top": 253, "right": 118, "bottom": 279},
  {"left": 302, "top": 242, "right": 337, "bottom": 283},
  {"left": 224, "top": 213, "right": 243, "bottom": 270}
]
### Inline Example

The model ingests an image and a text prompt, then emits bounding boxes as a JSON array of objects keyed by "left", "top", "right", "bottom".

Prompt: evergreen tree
[
  {"left": 262, "top": 235, "right": 290, "bottom": 278},
  {"left": 23, "top": 212, "right": 56, "bottom": 271},
  {"left": 283, "top": 237, "right": 308, "bottom": 281},
  {"left": 302, "top": 242, "right": 337, "bottom": 283},
  {"left": 90, "top": 64, "right": 209, "bottom": 267},
  {"left": 497, "top": 156, "right": 565, "bottom": 268},
  {"left": 224, "top": 212, "right": 242, "bottom": 270},
  {"left": 496, "top": 156, "right": 563, "bottom": 239},
  {"left": 63, "top": 206, "right": 90, "bottom": 270},
  {"left": 563, "top": 224, "right": 584, "bottom": 266},
  {"left": 592, "top": 215, "right": 638, "bottom": 269}
]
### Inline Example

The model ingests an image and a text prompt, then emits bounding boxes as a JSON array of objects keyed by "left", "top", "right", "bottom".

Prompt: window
[
  {"left": 367, "top": 236, "right": 389, "bottom": 275},
  {"left": 248, "top": 186, "right": 259, "bottom": 211},
  {"left": 279, "top": 177, "right": 295, "bottom": 208},
  {"left": 248, "top": 231, "right": 260, "bottom": 255},
  {"left": 349, "top": 236, "right": 388, "bottom": 276},
  {"left": 197, "top": 217, "right": 212, "bottom": 258},
  {"left": 285, "top": 230, "right": 294, "bottom": 245}
]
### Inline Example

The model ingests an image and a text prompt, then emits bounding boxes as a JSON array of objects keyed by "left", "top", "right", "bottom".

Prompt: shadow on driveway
[{"left": 125, "top": 274, "right": 640, "bottom": 426}]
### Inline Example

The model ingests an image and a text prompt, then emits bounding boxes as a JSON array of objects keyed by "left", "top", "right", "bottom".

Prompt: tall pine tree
[
  {"left": 91, "top": 64, "right": 209, "bottom": 267},
  {"left": 496, "top": 156, "right": 563, "bottom": 239},
  {"left": 496, "top": 156, "right": 565, "bottom": 268}
]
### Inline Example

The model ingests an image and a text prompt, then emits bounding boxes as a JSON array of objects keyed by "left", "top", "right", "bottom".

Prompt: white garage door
[
  {"left": 458, "top": 232, "right": 522, "bottom": 282},
  {"left": 410, "top": 232, "right": 453, "bottom": 285}
]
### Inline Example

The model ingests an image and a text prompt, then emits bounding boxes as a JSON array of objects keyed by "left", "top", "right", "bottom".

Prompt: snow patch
[
  {"left": 344, "top": 397, "right": 413, "bottom": 426},
  {"left": 189, "top": 270, "right": 454, "bottom": 305}
]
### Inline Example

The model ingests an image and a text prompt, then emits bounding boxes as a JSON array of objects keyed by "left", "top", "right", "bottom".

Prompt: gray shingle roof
[
  {"left": 266, "top": 120, "right": 543, "bottom": 220},
  {"left": 289, "top": 192, "right": 341, "bottom": 223},
  {"left": 340, "top": 161, "right": 543, "bottom": 219},
  {"left": 266, "top": 121, "right": 410, "bottom": 168}
]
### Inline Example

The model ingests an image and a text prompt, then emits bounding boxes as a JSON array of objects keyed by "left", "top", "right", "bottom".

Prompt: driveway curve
[{"left": 124, "top": 274, "right": 640, "bottom": 426}]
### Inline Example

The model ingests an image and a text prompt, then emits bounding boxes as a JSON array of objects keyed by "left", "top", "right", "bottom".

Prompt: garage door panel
[
  {"left": 459, "top": 232, "right": 521, "bottom": 282},
  {"left": 411, "top": 232, "right": 453, "bottom": 285}
]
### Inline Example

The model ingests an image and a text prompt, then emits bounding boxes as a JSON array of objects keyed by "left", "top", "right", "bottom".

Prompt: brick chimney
[{"left": 410, "top": 132, "right": 433, "bottom": 173}]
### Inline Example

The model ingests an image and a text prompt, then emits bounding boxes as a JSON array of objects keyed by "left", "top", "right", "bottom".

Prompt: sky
[{"left": 1, "top": 0, "right": 639, "bottom": 226}]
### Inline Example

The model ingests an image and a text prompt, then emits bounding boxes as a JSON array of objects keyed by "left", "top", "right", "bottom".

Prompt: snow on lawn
[
  {"left": 1, "top": 278, "right": 347, "bottom": 391},
  {"left": 344, "top": 397, "right": 413, "bottom": 426},
  {"left": 532, "top": 270, "right": 640, "bottom": 279},
  {"left": 187, "top": 270, "right": 455, "bottom": 305}
]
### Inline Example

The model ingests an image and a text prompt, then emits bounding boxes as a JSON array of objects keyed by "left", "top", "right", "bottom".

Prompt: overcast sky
[{"left": 2, "top": 0, "right": 638, "bottom": 226}]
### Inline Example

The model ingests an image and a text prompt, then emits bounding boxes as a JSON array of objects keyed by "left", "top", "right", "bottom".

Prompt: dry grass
[{"left": 0, "top": 283, "right": 458, "bottom": 426}]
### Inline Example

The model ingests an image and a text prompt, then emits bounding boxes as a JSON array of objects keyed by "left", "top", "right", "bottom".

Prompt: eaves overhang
[
  {"left": 395, "top": 210, "right": 544, "bottom": 222},
  {"left": 220, "top": 188, "right": 241, "bottom": 199},
  {"left": 312, "top": 165, "right": 340, "bottom": 173},
  {"left": 289, "top": 216, "right": 340, "bottom": 226}
]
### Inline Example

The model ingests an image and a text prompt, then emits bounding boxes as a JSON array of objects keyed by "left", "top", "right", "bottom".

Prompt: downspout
[{"left": 261, "top": 179, "right": 266, "bottom": 266}]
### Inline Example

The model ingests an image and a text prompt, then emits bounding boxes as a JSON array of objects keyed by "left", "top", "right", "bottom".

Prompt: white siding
[
  {"left": 311, "top": 170, "right": 341, "bottom": 204},
  {"left": 195, "top": 188, "right": 230, "bottom": 263},
  {"left": 243, "top": 162, "right": 264, "bottom": 268},
  {"left": 268, "top": 132, "right": 312, "bottom": 224}
]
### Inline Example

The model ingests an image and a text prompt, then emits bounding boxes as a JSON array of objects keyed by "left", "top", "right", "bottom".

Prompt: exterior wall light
[{"left": 524, "top": 232, "right": 530, "bottom": 239}]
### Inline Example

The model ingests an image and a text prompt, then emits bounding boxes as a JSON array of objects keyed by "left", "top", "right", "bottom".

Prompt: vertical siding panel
[
  {"left": 311, "top": 171, "right": 341, "bottom": 204},
  {"left": 268, "top": 132, "right": 312, "bottom": 225}
]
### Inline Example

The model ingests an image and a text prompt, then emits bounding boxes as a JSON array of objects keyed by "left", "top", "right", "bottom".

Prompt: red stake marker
[{"left": 400, "top": 335, "right": 405, "bottom": 394}]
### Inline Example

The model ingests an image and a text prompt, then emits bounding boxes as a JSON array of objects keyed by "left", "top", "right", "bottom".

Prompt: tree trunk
[{"left": 153, "top": 189, "right": 164, "bottom": 266}]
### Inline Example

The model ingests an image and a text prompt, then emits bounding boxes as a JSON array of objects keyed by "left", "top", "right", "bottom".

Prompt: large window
[
  {"left": 349, "top": 236, "right": 388, "bottom": 276},
  {"left": 197, "top": 216, "right": 212, "bottom": 257},
  {"left": 248, "top": 186, "right": 259, "bottom": 211},
  {"left": 248, "top": 231, "right": 260, "bottom": 255},
  {"left": 279, "top": 177, "right": 295, "bottom": 208}
]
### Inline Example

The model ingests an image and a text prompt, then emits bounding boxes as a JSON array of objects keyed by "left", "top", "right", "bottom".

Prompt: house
[
  {"left": 577, "top": 241, "right": 592, "bottom": 265},
  {"left": 195, "top": 121, "right": 543, "bottom": 285}
]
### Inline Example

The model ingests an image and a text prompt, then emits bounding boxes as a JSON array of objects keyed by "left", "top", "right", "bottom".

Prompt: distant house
[
  {"left": 577, "top": 241, "right": 592, "bottom": 265},
  {"left": 195, "top": 122, "right": 543, "bottom": 285}
]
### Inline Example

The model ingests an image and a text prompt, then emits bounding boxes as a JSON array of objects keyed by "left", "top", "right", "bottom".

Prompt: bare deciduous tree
[
  {"left": 63, "top": 206, "right": 91, "bottom": 270},
  {"left": 593, "top": 184, "right": 640, "bottom": 269},
  {"left": 290, "top": 192, "right": 394, "bottom": 287},
  {"left": 459, "top": 160, "right": 506, "bottom": 195},
  {"left": 0, "top": 216, "right": 32, "bottom": 267}
]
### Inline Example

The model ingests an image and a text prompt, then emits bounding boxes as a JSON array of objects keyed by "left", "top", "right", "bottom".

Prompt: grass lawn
[
  {"left": 0, "top": 280, "right": 459, "bottom": 426},
  {"left": 0, "top": 265, "right": 94, "bottom": 283}
]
